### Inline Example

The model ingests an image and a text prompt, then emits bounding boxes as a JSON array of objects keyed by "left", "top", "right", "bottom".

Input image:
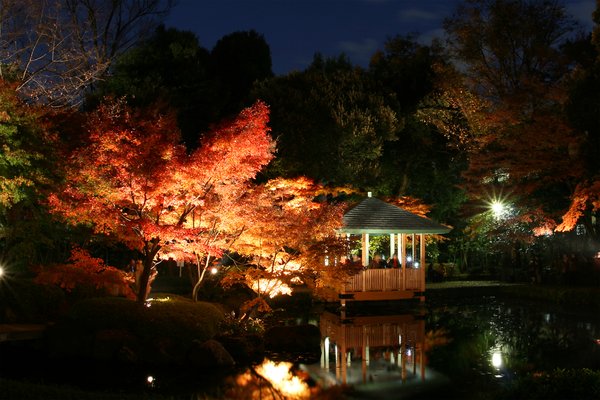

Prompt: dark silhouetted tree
[
  {"left": 253, "top": 55, "right": 398, "bottom": 191},
  {"left": 89, "top": 26, "right": 218, "bottom": 148},
  {"left": 211, "top": 30, "right": 273, "bottom": 116}
]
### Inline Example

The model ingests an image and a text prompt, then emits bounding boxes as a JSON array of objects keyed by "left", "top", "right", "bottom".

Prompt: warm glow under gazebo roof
[{"left": 341, "top": 195, "right": 451, "bottom": 235}]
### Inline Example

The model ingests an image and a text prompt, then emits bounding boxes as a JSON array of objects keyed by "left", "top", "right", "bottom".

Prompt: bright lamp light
[
  {"left": 491, "top": 201, "right": 505, "bottom": 218},
  {"left": 491, "top": 352, "right": 502, "bottom": 368}
]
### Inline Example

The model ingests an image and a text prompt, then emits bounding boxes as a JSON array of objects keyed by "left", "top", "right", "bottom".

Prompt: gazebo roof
[{"left": 341, "top": 195, "right": 451, "bottom": 235}]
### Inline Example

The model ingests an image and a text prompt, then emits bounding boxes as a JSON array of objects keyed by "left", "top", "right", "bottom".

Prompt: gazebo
[{"left": 338, "top": 193, "right": 450, "bottom": 303}]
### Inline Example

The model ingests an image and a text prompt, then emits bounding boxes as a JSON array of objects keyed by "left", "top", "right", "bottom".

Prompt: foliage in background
[
  {"left": 445, "top": 0, "right": 583, "bottom": 225},
  {"left": 253, "top": 55, "right": 399, "bottom": 191},
  {"left": 559, "top": 3, "right": 600, "bottom": 241},
  {"left": 0, "top": 82, "right": 56, "bottom": 208},
  {"left": 0, "top": 82, "right": 72, "bottom": 269}
]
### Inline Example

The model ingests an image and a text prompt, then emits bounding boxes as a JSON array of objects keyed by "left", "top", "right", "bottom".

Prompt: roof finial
[{"left": 368, "top": 191, "right": 372, "bottom": 197}]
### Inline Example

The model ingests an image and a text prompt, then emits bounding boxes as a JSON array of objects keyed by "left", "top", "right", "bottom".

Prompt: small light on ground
[
  {"left": 146, "top": 375, "right": 155, "bottom": 388},
  {"left": 492, "top": 352, "right": 502, "bottom": 368}
]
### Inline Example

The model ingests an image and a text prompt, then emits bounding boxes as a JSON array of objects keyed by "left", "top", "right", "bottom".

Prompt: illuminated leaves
[
  {"left": 557, "top": 179, "right": 600, "bottom": 232},
  {"left": 217, "top": 177, "right": 350, "bottom": 301},
  {"left": 235, "top": 177, "right": 346, "bottom": 268},
  {"left": 34, "top": 247, "right": 136, "bottom": 299},
  {"left": 49, "top": 99, "right": 275, "bottom": 300}
]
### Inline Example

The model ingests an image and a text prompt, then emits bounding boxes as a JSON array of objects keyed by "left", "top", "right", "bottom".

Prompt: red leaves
[
  {"left": 49, "top": 99, "right": 276, "bottom": 289},
  {"left": 34, "top": 247, "right": 135, "bottom": 299},
  {"left": 226, "top": 177, "right": 347, "bottom": 299},
  {"left": 557, "top": 179, "right": 600, "bottom": 232}
]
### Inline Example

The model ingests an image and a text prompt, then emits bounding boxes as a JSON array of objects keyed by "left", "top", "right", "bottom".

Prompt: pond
[
  {"left": 328, "top": 293, "right": 600, "bottom": 399},
  {"left": 2, "top": 290, "right": 600, "bottom": 399},
  {"left": 228, "top": 292, "right": 600, "bottom": 399}
]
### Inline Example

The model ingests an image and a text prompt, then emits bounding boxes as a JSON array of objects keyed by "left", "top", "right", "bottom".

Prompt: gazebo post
[
  {"left": 396, "top": 234, "right": 402, "bottom": 266},
  {"left": 362, "top": 233, "right": 370, "bottom": 267},
  {"left": 390, "top": 233, "right": 395, "bottom": 259},
  {"left": 420, "top": 234, "right": 426, "bottom": 301},
  {"left": 401, "top": 233, "right": 407, "bottom": 291},
  {"left": 411, "top": 234, "right": 415, "bottom": 266}
]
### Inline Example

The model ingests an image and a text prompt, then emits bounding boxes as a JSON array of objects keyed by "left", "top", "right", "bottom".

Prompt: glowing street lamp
[
  {"left": 0, "top": 266, "right": 4, "bottom": 278},
  {"left": 485, "top": 191, "right": 511, "bottom": 220},
  {"left": 490, "top": 200, "right": 505, "bottom": 219}
]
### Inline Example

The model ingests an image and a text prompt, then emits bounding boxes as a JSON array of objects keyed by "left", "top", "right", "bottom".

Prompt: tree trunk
[
  {"left": 192, "top": 254, "right": 211, "bottom": 301},
  {"left": 136, "top": 241, "right": 160, "bottom": 303}
]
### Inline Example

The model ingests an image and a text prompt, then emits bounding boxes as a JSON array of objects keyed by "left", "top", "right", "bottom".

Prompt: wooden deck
[{"left": 341, "top": 268, "right": 425, "bottom": 302}]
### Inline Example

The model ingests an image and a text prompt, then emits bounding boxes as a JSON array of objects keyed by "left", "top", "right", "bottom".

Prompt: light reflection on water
[
  {"left": 105, "top": 299, "right": 600, "bottom": 399},
  {"left": 5, "top": 295, "right": 599, "bottom": 399},
  {"left": 249, "top": 296, "right": 600, "bottom": 399},
  {"left": 312, "top": 311, "right": 427, "bottom": 388}
]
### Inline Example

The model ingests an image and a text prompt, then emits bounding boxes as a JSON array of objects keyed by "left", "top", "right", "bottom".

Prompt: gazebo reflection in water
[{"left": 313, "top": 311, "right": 426, "bottom": 387}]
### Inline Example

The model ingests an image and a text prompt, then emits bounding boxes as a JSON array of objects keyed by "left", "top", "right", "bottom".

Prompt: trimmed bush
[
  {"left": 49, "top": 296, "right": 225, "bottom": 365},
  {"left": 0, "top": 278, "right": 66, "bottom": 323}
]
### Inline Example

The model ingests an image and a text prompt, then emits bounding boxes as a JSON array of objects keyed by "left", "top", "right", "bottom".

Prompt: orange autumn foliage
[
  {"left": 34, "top": 247, "right": 136, "bottom": 299},
  {"left": 220, "top": 177, "right": 351, "bottom": 308},
  {"left": 556, "top": 179, "right": 600, "bottom": 233},
  {"left": 49, "top": 99, "right": 275, "bottom": 302}
]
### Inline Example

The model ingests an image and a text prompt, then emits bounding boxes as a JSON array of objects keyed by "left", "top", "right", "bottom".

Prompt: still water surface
[
  {"left": 4, "top": 292, "right": 600, "bottom": 399},
  {"left": 240, "top": 293, "right": 600, "bottom": 399}
]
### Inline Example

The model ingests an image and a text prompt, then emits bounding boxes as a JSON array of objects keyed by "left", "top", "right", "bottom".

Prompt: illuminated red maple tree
[
  {"left": 49, "top": 99, "right": 274, "bottom": 302},
  {"left": 221, "top": 177, "right": 352, "bottom": 314}
]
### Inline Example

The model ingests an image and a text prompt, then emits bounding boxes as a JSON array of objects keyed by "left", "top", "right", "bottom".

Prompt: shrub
[
  {"left": 0, "top": 278, "right": 66, "bottom": 323},
  {"left": 54, "top": 296, "right": 226, "bottom": 365},
  {"left": 219, "top": 311, "right": 265, "bottom": 336},
  {"left": 68, "top": 296, "right": 225, "bottom": 344}
]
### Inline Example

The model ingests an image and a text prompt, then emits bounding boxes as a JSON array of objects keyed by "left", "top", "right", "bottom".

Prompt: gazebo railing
[{"left": 343, "top": 268, "right": 422, "bottom": 292}]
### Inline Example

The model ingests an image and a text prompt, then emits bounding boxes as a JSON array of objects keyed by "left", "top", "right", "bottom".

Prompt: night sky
[{"left": 165, "top": 0, "right": 596, "bottom": 75}]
